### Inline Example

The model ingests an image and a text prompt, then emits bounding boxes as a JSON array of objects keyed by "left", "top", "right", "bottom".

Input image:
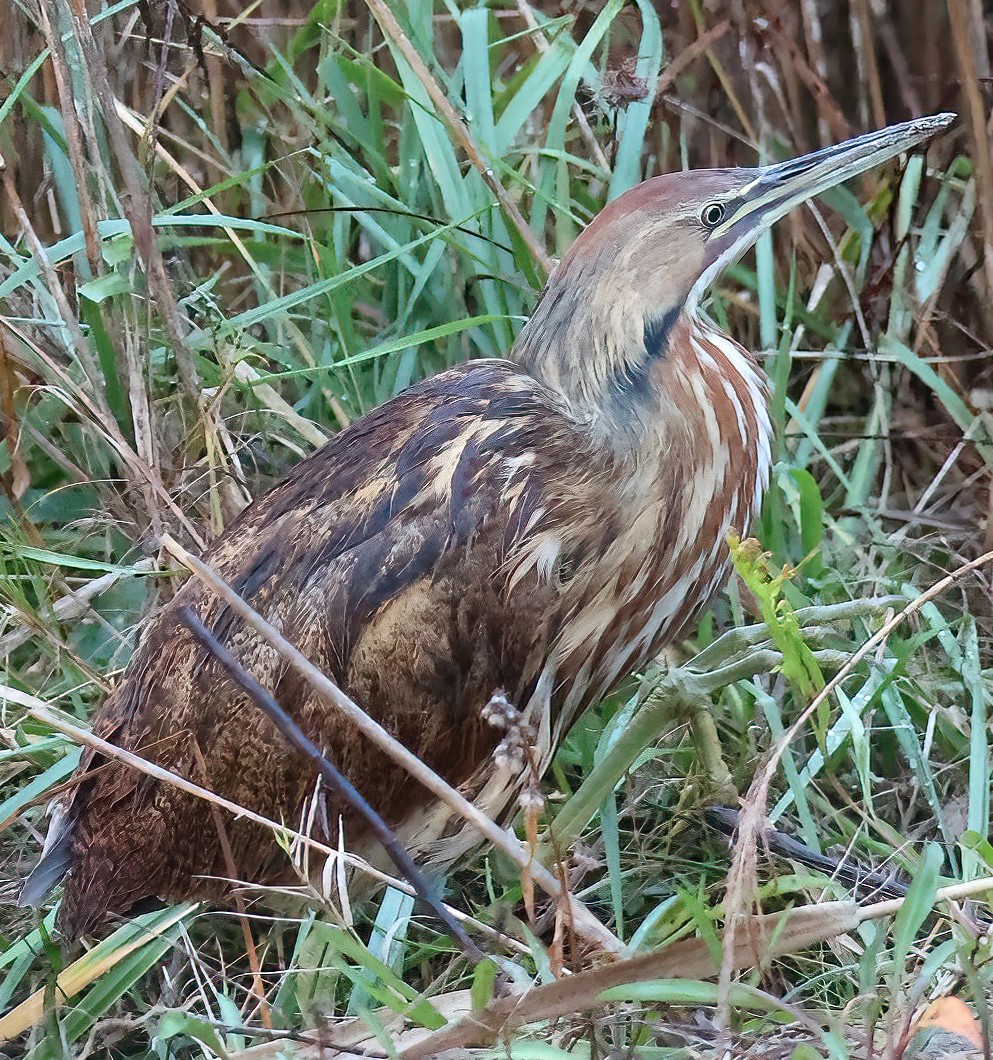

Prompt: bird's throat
[{"left": 513, "top": 287, "right": 690, "bottom": 444}]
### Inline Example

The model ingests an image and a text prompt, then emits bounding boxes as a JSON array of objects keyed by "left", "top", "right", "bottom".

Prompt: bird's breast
[{"left": 529, "top": 319, "right": 772, "bottom": 729}]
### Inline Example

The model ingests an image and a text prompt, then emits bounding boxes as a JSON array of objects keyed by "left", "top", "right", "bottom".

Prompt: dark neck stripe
[
  {"left": 608, "top": 304, "right": 685, "bottom": 409},
  {"left": 643, "top": 304, "right": 682, "bottom": 360}
]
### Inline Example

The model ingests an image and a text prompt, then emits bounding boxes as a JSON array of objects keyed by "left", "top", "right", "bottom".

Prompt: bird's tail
[
  {"left": 19, "top": 802, "right": 74, "bottom": 906},
  {"left": 28, "top": 804, "right": 175, "bottom": 939},
  {"left": 19, "top": 799, "right": 140, "bottom": 940}
]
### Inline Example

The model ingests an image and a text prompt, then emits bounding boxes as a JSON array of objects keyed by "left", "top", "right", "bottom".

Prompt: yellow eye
[{"left": 701, "top": 202, "right": 726, "bottom": 228}]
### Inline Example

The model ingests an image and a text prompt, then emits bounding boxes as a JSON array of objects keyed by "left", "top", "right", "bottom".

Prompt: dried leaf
[{"left": 521, "top": 799, "right": 541, "bottom": 925}]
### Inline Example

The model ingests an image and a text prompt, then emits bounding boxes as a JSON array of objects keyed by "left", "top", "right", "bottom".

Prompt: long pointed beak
[{"left": 718, "top": 112, "right": 956, "bottom": 240}]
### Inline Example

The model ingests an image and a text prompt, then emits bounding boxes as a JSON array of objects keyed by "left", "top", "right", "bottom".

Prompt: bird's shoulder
[{"left": 206, "top": 358, "right": 587, "bottom": 579}]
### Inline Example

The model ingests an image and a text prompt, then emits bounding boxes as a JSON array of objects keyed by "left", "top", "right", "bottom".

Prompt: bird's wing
[{"left": 22, "top": 358, "right": 594, "bottom": 919}]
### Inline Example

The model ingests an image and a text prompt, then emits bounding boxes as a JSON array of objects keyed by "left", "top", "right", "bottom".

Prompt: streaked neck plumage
[
  {"left": 511, "top": 258, "right": 770, "bottom": 460},
  {"left": 510, "top": 283, "right": 774, "bottom": 743}
]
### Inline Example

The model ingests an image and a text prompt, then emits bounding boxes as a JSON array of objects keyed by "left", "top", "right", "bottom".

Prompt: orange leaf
[
  {"left": 549, "top": 903, "right": 565, "bottom": 979},
  {"left": 521, "top": 797, "right": 541, "bottom": 925}
]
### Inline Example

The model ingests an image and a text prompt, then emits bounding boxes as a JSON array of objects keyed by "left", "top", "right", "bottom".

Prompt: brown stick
[
  {"left": 655, "top": 20, "right": 731, "bottom": 98},
  {"left": 61, "top": 0, "right": 204, "bottom": 405},
  {"left": 948, "top": 0, "right": 993, "bottom": 341},
  {"left": 37, "top": 3, "right": 103, "bottom": 276},
  {"left": 161, "top": 533, "right": 624, "bottom": 955}
]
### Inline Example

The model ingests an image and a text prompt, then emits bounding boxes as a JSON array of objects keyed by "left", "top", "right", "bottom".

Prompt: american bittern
[{"left": 22, "top": 113, "right": 953, "bottom": 938}]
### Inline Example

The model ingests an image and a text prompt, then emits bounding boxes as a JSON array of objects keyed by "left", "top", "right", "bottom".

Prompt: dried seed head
[
  {"left": 481, "top": 689, "right": 516, "bottom": 728},
  {"left": 518, "top": 785, "right": 545, "bottom": 812}
]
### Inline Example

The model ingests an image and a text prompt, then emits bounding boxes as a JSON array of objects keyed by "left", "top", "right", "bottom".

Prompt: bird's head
[{"left": 514, "top": 113, "right": 955, "bottom": 442}]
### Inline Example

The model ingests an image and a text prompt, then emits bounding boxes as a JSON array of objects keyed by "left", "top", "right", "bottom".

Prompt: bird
[{"left": 21, "top": 113, "right": 953, "bottom": 939}]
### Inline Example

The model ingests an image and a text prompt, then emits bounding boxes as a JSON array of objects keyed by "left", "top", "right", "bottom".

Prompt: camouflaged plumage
[{"left": 26, "top": 169, "right": 775, "bottom": 938}]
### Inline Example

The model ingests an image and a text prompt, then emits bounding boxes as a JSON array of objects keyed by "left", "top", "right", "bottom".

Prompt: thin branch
[
  {"left": 63, "top": 0, "right": 203, "bottom": 404},
  {"left": 160, "top": 533, "right": 624, "bottom": 954},
  {"left": 948, "top": 0, "right": 993, "bottom": 339},
  {"left": 179, "top": 606, "right": 486, "bottom": 964},
  {"left": 37, "top": 3, "right": 103, "bottom": 276},
  {"left": 705, "top": 805, "right": 909, "bottom": 902},
  {"left": 655, "top": 19, "right": 731, "bottom": 98}
]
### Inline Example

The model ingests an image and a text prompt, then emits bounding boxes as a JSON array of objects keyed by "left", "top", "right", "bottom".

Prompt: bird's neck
[
  {"left": 512, "top": 306, "right": 773, "bottom": 734},
  {"left": 513, "top": 282, "right": 715, "bottom": 446},
  {"left": 512, "top": 289, "right": 771, "bottom": 485}
]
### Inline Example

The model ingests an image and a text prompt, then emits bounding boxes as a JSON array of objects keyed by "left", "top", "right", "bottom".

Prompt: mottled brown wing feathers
[{"left": 28, "top": 360, "right": 584, "bottom": 937}]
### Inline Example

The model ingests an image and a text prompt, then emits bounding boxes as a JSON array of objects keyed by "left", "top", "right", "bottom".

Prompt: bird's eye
[{"left": 700, "top": 202, "right": 726, "bottom": 229}]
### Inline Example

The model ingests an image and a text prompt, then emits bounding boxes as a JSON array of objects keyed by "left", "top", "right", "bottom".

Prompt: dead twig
[
  {"left": 705, "top": 805, "right": 909, "bottom": 901},
  {"left": 947, "top": 0, "right": 993, "bottom": 340},
  {"left": 655, "top": 19, "right": 731, "bottom": 98},
  {"left": 63, "top": 0, "right": 203, "bottom": 405},
  {"left": 179, "top": 605, "right": 487, "bottom": 964},
  {"left": 161, "top": 532, "right": 624, "bottom": 955}
]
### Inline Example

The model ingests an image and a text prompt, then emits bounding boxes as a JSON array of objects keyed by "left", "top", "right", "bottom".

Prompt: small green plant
[{"left": 729, "top": 533, "right": 826, "bottom": 700}]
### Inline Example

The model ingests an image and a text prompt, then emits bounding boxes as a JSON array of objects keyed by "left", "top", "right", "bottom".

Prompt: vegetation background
[{"left": 0, "top": 0, "right": 991, "bottom": 1056}]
